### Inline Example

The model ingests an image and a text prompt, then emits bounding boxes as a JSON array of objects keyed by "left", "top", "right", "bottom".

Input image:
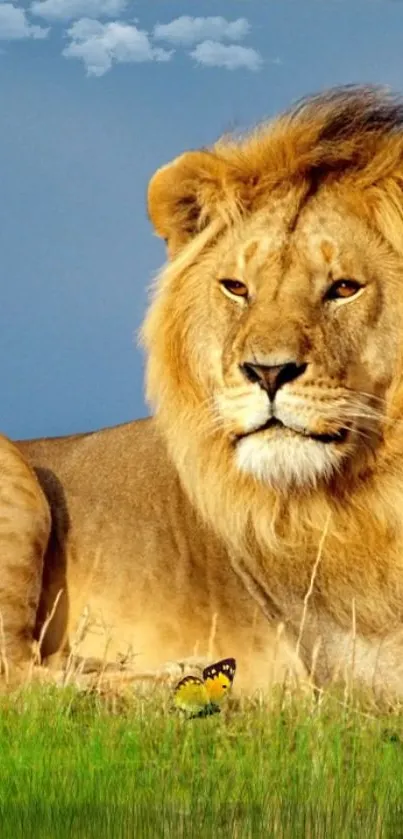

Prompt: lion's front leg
[{"left": 0, "top": 435, "right": 51, "bottom": 685}]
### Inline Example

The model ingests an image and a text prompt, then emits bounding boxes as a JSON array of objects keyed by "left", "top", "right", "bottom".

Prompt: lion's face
[
  {"left": 145, "top": 87, "right": 403, "bottom": 494},
  {"left": 206, "top": 192, "right": 401, "bottom": 488}
]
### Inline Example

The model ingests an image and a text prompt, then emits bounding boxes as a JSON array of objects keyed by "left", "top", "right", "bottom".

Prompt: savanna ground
[{"left": 1, "top": 677, "right": 403, "bottom": 838}]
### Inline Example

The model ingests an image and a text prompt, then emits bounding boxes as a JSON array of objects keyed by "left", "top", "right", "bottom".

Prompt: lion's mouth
[{"left": 236, "top": 417, "right": 349, "bottom": 445}]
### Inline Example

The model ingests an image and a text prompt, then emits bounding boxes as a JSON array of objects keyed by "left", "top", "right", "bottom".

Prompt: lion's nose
[{"left": 240, "top": 361, "right": 307, "bottom": 400}]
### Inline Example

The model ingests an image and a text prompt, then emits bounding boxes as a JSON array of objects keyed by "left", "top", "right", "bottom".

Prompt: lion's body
[
  {"left": 8, "top": 419, "right": 301, "bottom": 692},
  {"left": 5, "top": 85, "right": 403, "bottom": 695}
]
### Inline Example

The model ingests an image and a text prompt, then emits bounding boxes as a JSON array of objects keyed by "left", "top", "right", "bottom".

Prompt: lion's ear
[{"left": 147, "top": 150, "right": 231, "bottom": 256}]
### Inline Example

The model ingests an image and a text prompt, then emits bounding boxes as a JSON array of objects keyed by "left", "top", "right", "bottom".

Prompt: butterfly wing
[
  {"left": 202, "top": 658, "right": 236, "bottom": 706},
  {"left": 173, "top": 675, "right": 212, "bottom": 716}
]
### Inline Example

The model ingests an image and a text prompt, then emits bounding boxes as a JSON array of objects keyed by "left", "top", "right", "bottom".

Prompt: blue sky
[{"left": 1, "top": 0, "right": 403, "bottom": 439}]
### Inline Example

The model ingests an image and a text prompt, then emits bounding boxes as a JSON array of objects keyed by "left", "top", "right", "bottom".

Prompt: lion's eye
[
  {"left": 325, "top": 279, "right": 363, "bottom": 301},
  {"left": 219, "top": 279, "right": 248, "bottom": 299}
]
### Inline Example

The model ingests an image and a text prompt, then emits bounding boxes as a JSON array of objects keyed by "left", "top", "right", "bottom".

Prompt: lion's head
[
  {"left": 144, "top": 85, "right": 403, "bottom": 485},
  {"left": 142, "top": 87, "right": 403, "bottom": 619}
]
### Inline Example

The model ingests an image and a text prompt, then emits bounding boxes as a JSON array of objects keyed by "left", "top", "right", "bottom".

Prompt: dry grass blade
[{"left": 295, "top": 512, "right": 331, "bottom": 661}]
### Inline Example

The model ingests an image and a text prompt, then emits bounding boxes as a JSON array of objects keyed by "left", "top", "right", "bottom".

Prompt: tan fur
[
  {"left": 5, "top": 423, "right": 303, "bottom": 694},
  {"left": 4, "top": 85, "right": 403, "bottom": 696}
]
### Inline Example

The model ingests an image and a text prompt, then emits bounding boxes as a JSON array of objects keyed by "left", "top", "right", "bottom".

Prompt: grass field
[{"left": 1, "top": 684, "right": 403, "bottom": 838}]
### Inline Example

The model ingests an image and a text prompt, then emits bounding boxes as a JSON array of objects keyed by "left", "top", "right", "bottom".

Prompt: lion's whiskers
[
  {"left": 347, "top": 389, "right": 389, "bottom": 406},
  {"left": 196, "top": 386, "right": 403, "bottom": 448}
]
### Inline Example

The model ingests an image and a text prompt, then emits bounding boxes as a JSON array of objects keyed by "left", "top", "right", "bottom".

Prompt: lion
[{"left": 4, "top": 83, "right": 403, "bottom": 696}]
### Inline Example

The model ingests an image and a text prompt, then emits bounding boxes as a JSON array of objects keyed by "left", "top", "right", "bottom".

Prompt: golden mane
[
  {"left": 143, "top": 85, "right": 403, "bottom": 650},
  {"left": 148, "top": 84, "right": 403, "bottom": 251},
  {"left": 215, "top": 84, "right": 403, "bottom": 197}
]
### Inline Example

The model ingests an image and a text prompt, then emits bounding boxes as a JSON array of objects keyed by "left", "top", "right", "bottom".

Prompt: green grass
[{"left": 1, "top": 685, "right": 403, "bottom": 837}]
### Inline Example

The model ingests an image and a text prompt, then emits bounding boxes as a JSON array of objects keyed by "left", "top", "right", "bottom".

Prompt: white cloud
[
  {"left": 30, "top": 0, "right": 125, "bottom": 23},
  {"left": 63, "top": 18, "right": 173, "bottom": 76},
  {"left": 190, "top": 41, "right": 262, "bottom": 72},
  {"left": 0, "top": 3, "right": 48, "bottom": 39},
  {"left": 153, "top": 16, "right": 250, "bottom": 46}
]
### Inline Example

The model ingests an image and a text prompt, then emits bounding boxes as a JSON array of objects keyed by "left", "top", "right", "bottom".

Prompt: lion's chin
[{"left": 235, "top": 429, "right": 347, "bottom": 490}]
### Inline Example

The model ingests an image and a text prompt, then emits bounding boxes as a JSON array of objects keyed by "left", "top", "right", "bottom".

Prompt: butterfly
[{"left": 173, "top": 658, "right": 236, "bottom": 718}]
